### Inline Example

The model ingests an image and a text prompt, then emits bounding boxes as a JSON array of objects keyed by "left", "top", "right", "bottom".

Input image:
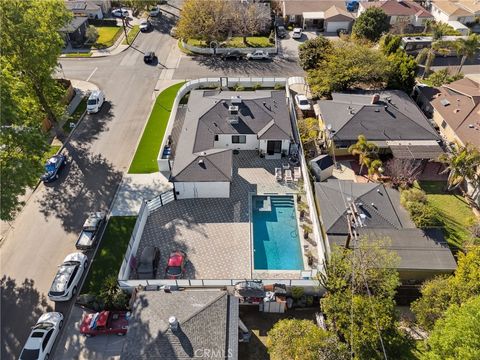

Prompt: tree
[
  {"left": 100, "top": 275, "right": 129, "bottom": 310},
  {"left": 425, "top": 20, "right": 461, "bottom": 40},
  {"left": 308, "top": 42, "right": 390, "bottom": 96},
  {"left": 352, "top": 8, "right": 390, "bottom": 42},
  {"left": 422, "top": 296, "right": 480, "bottom": 360},
  {"left": 384, "top": 158, "right": 422, "bottom": 188},
  {"left": 368, "top": 159, "right": 383, "bottom": 178},
  {"left": 298, "top": 36, "right": 333, "bottom": 70},
  {"left": 0, "top": 60, "right": 49, "bottom": 221},
  {"left": 379, "top": 34, "right": 402, "bottom": 55},
  {"left": 176, "top": 0, "right": 230, "bottom": 43},
  {"left": 267, "top": 319, "right": 349, "bottom": 360},
  {"left": 298, "top": 117, "right": 319, "bottom": 145},
  {"left": 454, "top": 34, "right": 479, "bottom": 75},
  {"left": 416, "top": 40, "right": 454, "bottom": 78},
  {"left": 348, "top": 135, "right": 379, "bottom": 174},
  {"left": 231, "top": 1, "right": 270, "bottom": 46},
  {"left": 318, "top": 237, "right": 406, "bottom": 359},
  {"left": 412, "top": 246, "right": 480, "bottom": 330},
  {"left": 387, "top": 49, "right": 417, "bottom": 93},
  {"left": 85, "top": 25, "right": 99, "bottom": 43},
  {"left": 438, "top": 143, "right": 480, "bottom": 198},
  {"left": 422, "top": 68, "right": 464, "bottom": 87},
  {"left": 1, "top": 0, "right": 71, "bottom": 140}
]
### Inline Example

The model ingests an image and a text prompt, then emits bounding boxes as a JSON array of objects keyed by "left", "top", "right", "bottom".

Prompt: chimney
[
  {"left": 169, "top": 316, "right": 179, "bottom": 331},
  {"left": 371, "top": 94, "right": 380, "bottom": 104}
]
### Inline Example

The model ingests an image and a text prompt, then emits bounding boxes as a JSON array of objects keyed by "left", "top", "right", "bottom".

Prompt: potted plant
[
  {"left": 298, "top": 202, "right": 309, "bottom": 220},
  {"left": 302, "top": 224, "right": 312, "bottom": 239},
  {"left": 305, "top": 249, "right": 314, "bottom": 266}
]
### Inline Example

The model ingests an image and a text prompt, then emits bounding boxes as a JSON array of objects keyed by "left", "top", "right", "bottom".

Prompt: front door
[{"left": 266, "top": 140, "right": 282, "bottom": 155}]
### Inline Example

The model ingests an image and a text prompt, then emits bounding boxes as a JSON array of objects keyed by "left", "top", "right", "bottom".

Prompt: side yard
[{"left": 128, "top": 82, "right": 185, "bottom": 174}]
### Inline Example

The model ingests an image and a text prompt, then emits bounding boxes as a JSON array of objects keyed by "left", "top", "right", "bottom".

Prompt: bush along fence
[{"left": 88, "top": 18, "right": 118, "bottom": 27}]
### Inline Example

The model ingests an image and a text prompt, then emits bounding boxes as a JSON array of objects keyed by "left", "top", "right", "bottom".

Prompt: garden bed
[{"left": 187, "top": 36, "right": 273, "bottom": 49}]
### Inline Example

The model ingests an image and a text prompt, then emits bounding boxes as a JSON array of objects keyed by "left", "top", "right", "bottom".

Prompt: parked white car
[
  {"left": 19, "top": 312, "right": 64, "bottom": 360},
  {"left": 292, "top": 28, "right": 303, "bottom": 39},
  {"left": 48, "top": 252, "right": 88, "bottom": 302},
  {"left": 112, "top": 8, "right": 128, "bottom": 18},
  {"left": 246, "top": 50, "right": 269, "bottom": 60},
  {"left": 149, "top": 6, "right": 161, "bottom": 17},
  {"left": 295, "top": 94, "right": 312, "bottom": 111},
  {"left": 87, "top": 90, "right": 105, "bottom": 114}
]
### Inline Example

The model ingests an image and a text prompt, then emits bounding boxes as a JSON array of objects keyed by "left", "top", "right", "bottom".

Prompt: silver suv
[{"left": 48, "top": 252, "right": 88, "bottom": 302}]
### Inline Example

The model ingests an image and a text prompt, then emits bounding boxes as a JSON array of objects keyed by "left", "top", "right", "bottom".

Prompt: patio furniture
[
  {"left": 282, "top": 163, "right": 290, "bottom": 171},
  {"left": 275, "top": 168, "right": 283, "bottom": 182},
  {"left": 285, "top": 169, "right": 293, "bottom": 182},
  {"left": 293, "top": 167, "right": 301, "bottom": 182}
]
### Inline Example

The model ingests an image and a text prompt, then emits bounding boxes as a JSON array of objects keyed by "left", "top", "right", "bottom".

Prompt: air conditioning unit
[
  {"left": 229, "top": 105, "right": 239, "bottom": 115},
  {"left": 231, "top": 96, "right": 242, "bottom": 105}
]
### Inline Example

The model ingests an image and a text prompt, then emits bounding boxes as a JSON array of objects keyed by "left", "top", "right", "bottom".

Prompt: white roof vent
[
  {"left": 229, "top": 105, "right": 239, "bottom": 115},
  {"left": 231, "top": 96, "right": 242, "bottom": 105},
  {"left": 169, "top": 316, "right": 179, "bottom": 331}
]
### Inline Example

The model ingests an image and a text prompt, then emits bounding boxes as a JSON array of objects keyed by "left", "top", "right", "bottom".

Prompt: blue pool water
[{"left": 252, "top": 195, "right": 303, "bottom": 270}]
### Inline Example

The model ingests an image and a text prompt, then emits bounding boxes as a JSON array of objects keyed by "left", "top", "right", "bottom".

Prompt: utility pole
[{"left": 121, "top": 15, "right": 129, "bottom": 45}]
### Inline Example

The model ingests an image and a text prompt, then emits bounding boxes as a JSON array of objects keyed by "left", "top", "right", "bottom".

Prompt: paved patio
[{"left": 134, "top": 151, "right": 301, "bottom": 280}]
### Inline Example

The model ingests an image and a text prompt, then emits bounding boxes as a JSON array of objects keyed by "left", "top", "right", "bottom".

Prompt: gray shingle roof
[
  {"left": 171, "top": 90, "right": 292, "bottom": 182},
  {"left": 122, "top": 290, "right": 238, "bottom": 360},
  {"left": 317, "top": 90, "right": 439, "bottom": 142}
]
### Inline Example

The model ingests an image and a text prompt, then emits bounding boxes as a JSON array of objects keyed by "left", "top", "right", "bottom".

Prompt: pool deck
[{"left": 134, "top": 151, "right": 304, "bottom": 280}]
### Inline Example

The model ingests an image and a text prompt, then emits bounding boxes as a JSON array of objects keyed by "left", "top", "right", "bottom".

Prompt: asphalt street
[{"left": 0, "top": 23, "right": 176, "bottom": 360}]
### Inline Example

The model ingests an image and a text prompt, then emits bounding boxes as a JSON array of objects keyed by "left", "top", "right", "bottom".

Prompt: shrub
[
  {"left": 407, "top": 202, "right": 441, "bottom": 228},
  {"left": 252, "top": 83, "right": 262, "bottom": 90},
  {"left": 291, "top": 286, "right": 304, "bottom": 300},
  {"left": 232, "top": 83, "right": 245, "bottom": 91},
  {"left": 269, "top": 30, "right": 275, "bottom": 44},
  {"left": 400, "top": 188, "right": 427, "bottom": 208},
  {"left": 274, "top": 83, "right": 285, "bottom": 90}
]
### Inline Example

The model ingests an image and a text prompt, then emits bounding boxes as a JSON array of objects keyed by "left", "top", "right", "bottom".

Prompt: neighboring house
[
  {"left": 317, "top": 91, "right": 443, "bottom": 160},
  {"left": 64, "top": 0, "right": 111, "bottom": 19},
  {"left": 358, "top": 0, "right": 433, "bottom": 32},
  {"left": 315, "top": 179, "right": 457, "bottom": 283},
  {"left": 279, "top": 0, "right": 355, "bottom": 32},
  {"left": 414, "top": 77, "right": 480, "bottom": 148},
  {"left": 60, "top": 16, "right": 88, "bottom": 46},
  {"left": 309, "top": 154, "right": 335, "bottom": 181},
  {"left": 169, "top": 90, "right": 294, "bottom": 199},
  {"left": 430, "top": 0, "right": 480, "bottom": 25},
  {"left": 122, "top": 290, "right": 239, "bottom": 359}
]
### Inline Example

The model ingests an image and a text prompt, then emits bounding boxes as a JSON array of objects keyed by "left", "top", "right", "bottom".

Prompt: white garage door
[{"left": 326, "top": 21, "right": 351, "bottom": 33}]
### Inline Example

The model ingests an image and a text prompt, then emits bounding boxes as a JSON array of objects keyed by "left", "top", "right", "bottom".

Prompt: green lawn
[
  {"left": 122, "top": 25, "right": 140, "bottom": 45},
  {"left": 64, "top": 52, "right": 92, "bottom": 58},
  {"left": 81, "top": 216, "right": 136, "bottom": 295},
  {"left": 128, "top": 82, "right": 185, "bottom": 173},
  {"left": 187, "top": 36, "right": 273, "bottom": 49},
  {"left": 63, "top": 97, "right": 87, "bottom": 133},
  {"left": 94, "top": 26, "right": 122, "bottom": 48},
  {"left": 416, "top": 181, "right": 478, "bottom": 251}
]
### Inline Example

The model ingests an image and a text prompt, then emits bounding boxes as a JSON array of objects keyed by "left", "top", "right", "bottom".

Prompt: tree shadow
[
  {"left": 1, "top": 276, "right": 53, "bottom": 360},
  {"left": 36, "top": 140, "right": 122, "bottom": 233}
]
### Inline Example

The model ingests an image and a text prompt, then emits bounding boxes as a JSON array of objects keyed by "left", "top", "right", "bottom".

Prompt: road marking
[{"left": 85, "top": 67, "right": 97, "bottom": 82}]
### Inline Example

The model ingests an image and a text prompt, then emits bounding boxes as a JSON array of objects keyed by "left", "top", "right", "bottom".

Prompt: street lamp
[{"left": 326, "top": 124, "right": 339, "bottom": 169}]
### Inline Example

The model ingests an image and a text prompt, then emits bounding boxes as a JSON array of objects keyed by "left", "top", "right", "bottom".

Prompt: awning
[{"left": 389, "top": 143, "right": 444, "bottom": 160}]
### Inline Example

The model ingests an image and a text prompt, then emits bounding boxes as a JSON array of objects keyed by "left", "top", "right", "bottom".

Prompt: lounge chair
[
  {"left": 275, "top": 168, "right": 282, "bottom": 182},
  {"left": 293, "top": 167, "right": 301, "bottom": 182},
  {"left": 285, "top": 169, "right": 293, "bottom": 182},
  {"left": 282, "top": 163, "right": 290, "bottom": 171}
]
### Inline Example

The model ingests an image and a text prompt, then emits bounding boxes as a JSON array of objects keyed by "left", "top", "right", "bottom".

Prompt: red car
[
  {"left": 80, "top": 311, "right": 128, "bottom": 337},
  {"left": 165, "top": 250, "right": 187, "bottom": 279}
]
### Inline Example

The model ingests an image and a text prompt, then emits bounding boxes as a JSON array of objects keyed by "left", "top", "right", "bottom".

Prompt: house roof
[
  {"left": 316, "top": 180, "right": 457, "bottom": 272},
  {"left": 317, "top": 90, "right": 440, "bottom": 143},
  {"left": 309, "top": 154, "right": 334, "bottom": 171},
  {"left": 281, "top": 0, "right": 348, "bottom": 16},
  {"left": 431, "top": 0, "right": 480, "bottom": 16},
  {"left": 171, "top": 90, "right": 292, "bottom": 182},
  {"left": 60, "top": 16, "right": 88, "bottom": 33},
  {"left": 420, "top": 78, "right": 480, "bottom": 147},
  {"left": 65, "top": 0, "right": 100, "bottom": 12},
  {"left": 329, "top": 228, "right": 457, "bottom": 271},
  {"left": 324, "top": 5, "right": 355, "bottom": 20},
  {"left": 122, "top": 290, "right": 238, "bottom": 360},
  {"left": 360, "top": 0, "right": 432, "bottom": 17}
]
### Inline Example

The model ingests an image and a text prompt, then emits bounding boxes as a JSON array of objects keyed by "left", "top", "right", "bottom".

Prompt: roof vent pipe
[
  {"left": 169, "top": 316, "right": 179, "bottom": 331},
  {"left": 371, "top": 93, "right": 380, "bottom": 104}
]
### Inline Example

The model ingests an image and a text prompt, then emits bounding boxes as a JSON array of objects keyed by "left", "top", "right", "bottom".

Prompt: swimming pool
[{"left": 251, "top": 195, "right": 303, "bottom": 270}]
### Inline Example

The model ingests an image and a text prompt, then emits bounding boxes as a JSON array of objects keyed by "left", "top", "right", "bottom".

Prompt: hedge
[{"left": 88, "top": 18, "right": 118, "bottom": 27}]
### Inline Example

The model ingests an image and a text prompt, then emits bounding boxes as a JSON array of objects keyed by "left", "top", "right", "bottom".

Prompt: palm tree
[
  {"left": 454, "top": 34, "right": 479, "bottom": 75},
  {"left": 417, "top": 40, "right": 453, "bottom": 78},
  {"left": 439, "top": 143, "right": 480, "bottom": 198},
  {"left": 348, "top": 135, "right": 379, "bottom": 174}
]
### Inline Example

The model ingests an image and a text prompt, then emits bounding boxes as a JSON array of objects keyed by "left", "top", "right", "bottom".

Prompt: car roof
[
  {"left": 167, "top": 252, "right": 184, "bottom": 267},
  {"left": 297, "top": 94, "right": 308, "bottom": 100},
  {"left": 24, "top": 329, "right": 47, "bottom": 350},
  {"left": 50, "top": 264, "right": 76, "bottom": 293}
]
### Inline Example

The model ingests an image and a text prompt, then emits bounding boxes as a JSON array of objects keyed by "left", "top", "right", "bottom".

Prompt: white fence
[
  {"left": 157, "top": 77, "right": 288, "bottom": 172},
  {"left": 182, "top": 40, "right": 278, "bottom": 55},
  {"left": 286, "top": 77, "right": 330, "bottom": 266}
]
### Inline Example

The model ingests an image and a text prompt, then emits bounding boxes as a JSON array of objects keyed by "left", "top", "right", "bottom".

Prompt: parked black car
[
  {"left": 144, "top": 51, "right": 156, "bottom": 64},
  {"left": 276, "top": 26, "right": 287, "bottom": 38},
  {"left": 137, "top": 246, "right": 160, "bottom": 279},
  {"left": 41, "top": 154, "right": 67, "bottom": 183},
  {"left": 222, "top": 50, "right": 243, "bottom": 61}
]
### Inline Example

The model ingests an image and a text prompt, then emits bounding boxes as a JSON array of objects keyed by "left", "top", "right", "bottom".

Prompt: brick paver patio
[{"left": 135, "top": 151, "right": 300, "bottom": 280}]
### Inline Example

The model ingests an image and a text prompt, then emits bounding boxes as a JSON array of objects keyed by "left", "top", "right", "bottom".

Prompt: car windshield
[
  {"left": 167, "top": 266, "right": 182, "bottom": 276},
  {"left": 87, "top": 99, "right": 97, "bottom": 105},
  {"left": 45, "top": 163, "right": 56, "bottom": 172},
  {"left": 20, "top": 348, "right": 40, "bottom": 360},
  {"left": 299, "top": 100, "right": 309, "bottom": 105}
]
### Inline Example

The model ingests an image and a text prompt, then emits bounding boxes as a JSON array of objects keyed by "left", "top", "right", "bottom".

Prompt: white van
[{"left": 87, "top": 90, "right": 105, "bottom": 114}]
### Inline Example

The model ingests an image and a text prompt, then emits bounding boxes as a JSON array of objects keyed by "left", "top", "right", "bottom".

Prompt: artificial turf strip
[
  {"left": 81, "top": 216, "right": 136, "bottom": 295},
  {"left": 128, "top": 82, "right": 185, "bottom": 174}
]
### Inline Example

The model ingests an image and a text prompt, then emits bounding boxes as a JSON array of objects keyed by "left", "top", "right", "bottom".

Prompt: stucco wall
[
  {"left": 214, "top": 134, "right": 259, "bottom": 150},
  {"left": 174, "top": 181, "right": 230, "bottom": 199}
]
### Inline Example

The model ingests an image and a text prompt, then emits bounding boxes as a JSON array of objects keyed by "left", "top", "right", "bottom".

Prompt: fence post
[{"left": 160, "top": 195, "right": 163, "bottom": 207}]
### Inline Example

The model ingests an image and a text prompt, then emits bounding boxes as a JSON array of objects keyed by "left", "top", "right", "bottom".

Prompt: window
[
  {"left": 214, "top": 135, "right": 219, "bottom": 141},
  {"left": 42, "top": 329, "right": 54, "bottom": 350},
  {"left": 441, "top": 120, "right": 447, "bottom": 129},
  {"left": 232, "top": 135, "right": 246, "bottom": 144},
  {"left": 67, "top": 266, "right": 79, "bottom": 289}
]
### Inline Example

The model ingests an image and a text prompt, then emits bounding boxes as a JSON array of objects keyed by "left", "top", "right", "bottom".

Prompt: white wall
[
  {"left": 214, "top": 134, "right": 259, "bottom": 150},
  {"left": 431, "top": 4, "right": 452, "bottom": 23},
  {"left": 174, "top": 181, "right": 230, "bottom": 199}
]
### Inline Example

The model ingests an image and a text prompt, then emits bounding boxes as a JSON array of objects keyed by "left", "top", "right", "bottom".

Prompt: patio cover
[
  {"left": 303, "top": 11, "right": 324, "bottom": 19},
  {"left": 389, "top": 142, "right": 444, "bottom": 160}
]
